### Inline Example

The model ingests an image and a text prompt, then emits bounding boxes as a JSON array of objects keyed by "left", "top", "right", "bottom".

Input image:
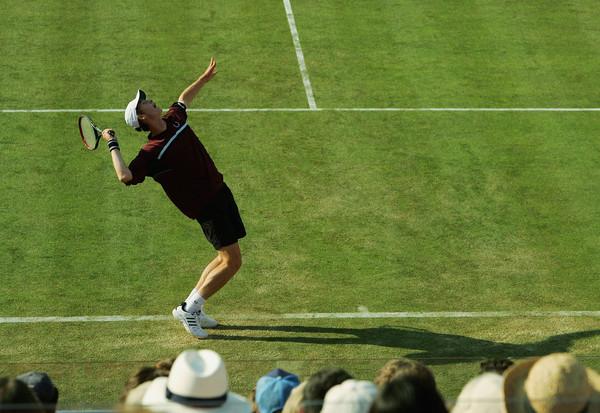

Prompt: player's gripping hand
[{"left": 102, "top": 129, "right": 117, "bottom": 141}]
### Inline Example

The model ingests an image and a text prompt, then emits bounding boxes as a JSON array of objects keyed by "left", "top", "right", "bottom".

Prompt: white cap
[
  {"left": 125, "top": 89, "right": 146, "bottom": 129},
  {"left": 452, "top": 373, "right": 505, "bottom": 413},
  {"left": 321, "top": 380, "right": 377, "bottom": 413}
]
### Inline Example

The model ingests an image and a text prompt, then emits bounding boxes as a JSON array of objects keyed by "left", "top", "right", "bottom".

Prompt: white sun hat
[
  {"left": 452, "top": 373, "right": 505, "bottom": 413},
  {"left": 141, "top": 349, "right": 251, "bottom": 413},
  {"left": 321, "top": 380, "right": 377, "bottom": 413},
  {"left": 124, "top": 89, "right": 146, "bottom": 129}
]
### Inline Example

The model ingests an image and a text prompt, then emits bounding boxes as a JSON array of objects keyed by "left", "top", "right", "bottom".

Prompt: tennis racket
[{"left": 78, "top": 115, "right": 114, "bottom": 150}]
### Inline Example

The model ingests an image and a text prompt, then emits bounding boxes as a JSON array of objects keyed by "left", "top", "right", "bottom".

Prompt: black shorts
[{"left": 197, "top": 183, "right": 246, "bottom": 250}]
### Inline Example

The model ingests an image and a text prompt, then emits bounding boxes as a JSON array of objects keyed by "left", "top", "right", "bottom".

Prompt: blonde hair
[{"left": 374, "top": 359, "right": 437, "bottom": 390}]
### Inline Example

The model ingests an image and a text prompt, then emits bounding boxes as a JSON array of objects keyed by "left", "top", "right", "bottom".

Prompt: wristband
[{"left": 108, "top": 139, "right": 120, "bottom": 152}]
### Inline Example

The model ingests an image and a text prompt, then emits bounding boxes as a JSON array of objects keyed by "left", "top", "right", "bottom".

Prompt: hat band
[{"left": 166, "top": 388, "right": 227, "bottom": 408}]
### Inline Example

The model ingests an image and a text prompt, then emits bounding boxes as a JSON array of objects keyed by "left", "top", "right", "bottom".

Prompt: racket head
[{"left": 78, "top": 115, "right": 101, "bottom": 150}]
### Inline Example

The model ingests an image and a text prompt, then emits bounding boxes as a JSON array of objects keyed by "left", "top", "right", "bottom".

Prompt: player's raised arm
[
  {"left": 178, "top": 58, "right": 218, "bottom": 107},
  {"left": 102, "top": 129, "right": 132, "bottom": 183}
]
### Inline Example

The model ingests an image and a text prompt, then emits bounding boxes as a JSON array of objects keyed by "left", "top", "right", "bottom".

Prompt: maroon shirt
[{"left": 126, "top": 102, "right": 224, "bottom": 219}]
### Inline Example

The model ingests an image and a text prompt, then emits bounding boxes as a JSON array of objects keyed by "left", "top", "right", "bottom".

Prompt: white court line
[
  {"left": 1, "top": 311, "right": 599, "bottom": 324},
  {"left": 3, "top": 108, "right": 600, "bottom": 113},
  {"left": 283, "top": 0, "right": 317, "bottom": 110},
  {"left": 330, "top": 107, "right": 600, "bottom": 112},
  {"left": 0, "top": 316, "right": 172, "bottom": 323}
]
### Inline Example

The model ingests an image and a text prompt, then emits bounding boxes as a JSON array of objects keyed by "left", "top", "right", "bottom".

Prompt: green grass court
[{"left": 1, "top": 0, "right": 600, "bottom": 409}]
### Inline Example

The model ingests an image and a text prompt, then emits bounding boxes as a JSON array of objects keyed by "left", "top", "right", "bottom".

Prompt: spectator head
[
  {"left": 504, "top": 353, "right": 600, "bottom": 413},
  {"left": 15, "top": 373, "right": 57, "bottom": 413},
  {"left": 321, "top": 380, "right": 377, "bottom": 413},
  {"left": 141, "top": 349, "right": 251, "bottom": 412},
  {"left": 282, "top": 381, "right": 306, "bottom": 413},
  {"left": 0, "top": 376, "right": 43, "bottom": 413},
  {"left": 154, "top": 358, "right": 175, "bottom": 372},
  {"left": 479, "top": 359, "right": 514, "bottom": 375},
  {"left": 374, "top": 359, "right": 437, "bottom": 390},
  {"left": 120, "top": 360, "right": 173, "bottom": 404},
  {"left": 301, "top": 368, "right": 352, "bottom": 413},
  {"left": 369, "top": 375, "right": 448, "bottom": 413},
  {"left": 255, "top": 368, "right": 300, "bottom": 413},
  {"left": 452, "top": 373, "right": 505, "bottom": 413},
  {"left": 123, "top": 381, "right": 154, "bottom": 407}
]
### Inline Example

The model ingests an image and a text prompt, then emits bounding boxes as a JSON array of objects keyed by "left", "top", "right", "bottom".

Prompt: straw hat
[
  {"left": 504, "top": 353, "right": 600, "bottom": 413},
  {"left": 141, "top": 349, "right": 250, "bottom": 413}
]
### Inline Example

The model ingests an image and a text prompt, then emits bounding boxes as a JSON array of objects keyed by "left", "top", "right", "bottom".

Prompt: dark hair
[
  {"left": 0, "top": 377, "right": 43, "bottom": 413},
  {"left": 369, "top": 376, "right": 448, "bottom": 413},
  {"left": 135, "top": 119, "right": 150, "bottom": 132},
  {"left": 479, "top": 358, "right": 514, "bottom": 375},
  {"left": 302, "top": 368, "right": 353, "bottom": 413},
  {"left": 135, "top": 114, "right": 150, "bottom": 132},
  {"left": 135, "top": 103, "right": 150, "bottom": 132}
]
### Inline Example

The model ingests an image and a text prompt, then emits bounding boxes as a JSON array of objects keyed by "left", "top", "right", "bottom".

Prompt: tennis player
[{"left": 101, "top": 58, "right": 246, "bottom": 339}]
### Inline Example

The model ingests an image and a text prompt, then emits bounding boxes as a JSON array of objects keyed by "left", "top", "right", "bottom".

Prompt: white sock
[{"left": 183, "top": 289, "right": 206, "bottom": 313}]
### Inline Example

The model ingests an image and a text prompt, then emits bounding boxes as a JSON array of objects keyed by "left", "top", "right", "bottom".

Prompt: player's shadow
[{"left": 210, "top": 324, "right": 600, "bottom": 364}]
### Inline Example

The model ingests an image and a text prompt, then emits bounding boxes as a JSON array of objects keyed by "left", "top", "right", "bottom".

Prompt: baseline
[
  {"left": 3, "top": 107, "right": 600, "bottom": 113},
  {"left": 1, "top": 310, "right": 599, "bottom": 324}
]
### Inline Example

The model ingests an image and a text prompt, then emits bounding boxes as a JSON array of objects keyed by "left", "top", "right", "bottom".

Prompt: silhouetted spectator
[
  {"left": 370, "top": 375, "right": 448, "bottom": 413},
  {"left": 15, "top": 372, "right": 58, "bottom": 413},
  {"left": 301, "top": 368, "right": 352, "bottom": 413},
  {"left": 0, "top": 377, "right": 43, "bottom": 413}
]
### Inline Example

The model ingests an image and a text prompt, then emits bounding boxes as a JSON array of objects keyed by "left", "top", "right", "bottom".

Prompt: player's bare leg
[
  {"left": 174, "top": 243, "right": 242, "bottom": 337},
  {"left": 196, "top": 255, "right": 223, "bottom": 291},
  {"left": 197, "top": 242, "right": 242, "bottom": 299}
]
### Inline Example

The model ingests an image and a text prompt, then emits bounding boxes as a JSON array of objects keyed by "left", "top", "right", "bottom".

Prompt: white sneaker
[
  {"left": 172, "top": 305, "right": 208, "bottom": 339},
  {"left": 197, "top": 307, "right": 218, "bottom": 328}
]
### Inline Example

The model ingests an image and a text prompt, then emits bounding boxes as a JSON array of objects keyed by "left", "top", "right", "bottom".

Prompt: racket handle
[{"left": 108, "top": 130, "right": 115, "bottom": 137}]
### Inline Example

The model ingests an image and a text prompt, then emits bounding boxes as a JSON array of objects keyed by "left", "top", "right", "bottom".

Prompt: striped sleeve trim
[{"left": 158, "top": 123, "right": 188, "bottom": 159}]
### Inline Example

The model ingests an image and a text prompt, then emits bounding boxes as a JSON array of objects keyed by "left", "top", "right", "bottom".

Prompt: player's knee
[
  {"left": 219, "top": 243, "right": 242, "bottom": 273},
  {"left": 227, "top": 254, "right": 242, "bottom": 273}
]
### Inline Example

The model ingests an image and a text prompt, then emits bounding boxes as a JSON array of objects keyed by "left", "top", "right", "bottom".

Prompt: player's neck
[{"left": 148, "top": 119, "right": 168, "bottom": 138}]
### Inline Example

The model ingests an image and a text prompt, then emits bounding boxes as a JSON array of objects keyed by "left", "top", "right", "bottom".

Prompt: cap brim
[
  {"left": 137, "top": 89, "right": 146, "bottom": 104},
  {"left": 124, "top": 89, "right": 146, "bottom": 129}
]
